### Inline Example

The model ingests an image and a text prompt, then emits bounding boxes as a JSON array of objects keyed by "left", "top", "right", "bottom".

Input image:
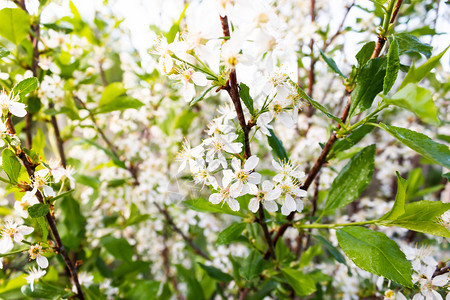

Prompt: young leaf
[
  {"left": 100, "top": 236, "right": 134, "bottom": 262},
  {"left": 399, "top": 46, "right": 450, "bottom": 90},
  {"left": 394, "top": 32, "right": 432, "bottom": 58},
  {"left": 21, "top": 282, "right": 73, "bottom": 299},
  {"left": 337, "top": 227, "right": 413, "bottom": 287},
  {"left": 328, "top": 122, "right": 375, "bottom": 159},
  {"left": 378, "top": 172, "right": 407, "bottom": 221},
  {"left": 383, "top": 83, "right": 439, "bottom": 125},
  {"left": 1, "top": 148, "right": 21, "bottom": 184},
  {"left": 280, "top": 268, "right": 317, "bottom": 296},
  {"left": 355, "top": 41, "right": 376, "bottom": 66},
  {"left": 379, "top": 201, "right": 450, "bottom": 238},
  {"left": 313, "top": 235, "right": 347, "bottom": 265},
  {"left": 83, "top": 139, "right": 127, "bottom": 169},
  {"left": 324, "top": 145, "right": 375, "bottom": 212},
  {"left": 198, "top": 263, "right": 233, "bottom": 282},
  {"left": 0, "top": 47, "right": 10, "bottom": 58},
  {"left": 383, "top": 38, "right": 400, "bottom": 94},
  {"left": 184, "top": 198, "right": 247, "bottom": 218},
  {"left": 190, "top": 86, "right": 215, "bottom": 106},
  {"left": 12, "top": 77, "right": 39, "bottom": 96},
  {"left": 240, "top": 250, "right": 263, "bottom": 280},
  {"left": 319, "top": 49, "right": 345, "bottom": 78},
  {"left": 289, "top": 80, "right": 345, "bottom": 127},
  {"left": 28, "top": 203, "right": 49, "bottom": 218},
  {"left": 0, "top": 8, "right": 31, "bottom": 45},
  {"left": 267, "top": 129, "right": 288, "bottom": 162},
  {"left": 96, "top": 96, "right": 144, "bottom": 114},
  {"left": 349, "top": 57, "right": 387, "bottom": 118},
  {"left": 239, "top": 83, "right": 255, "bottom": 115},
  {"left": 216, "top": 222, "right": 246, "bottom": 245},
  {"left": 378, "top": 123, "right": 450, "bottom": 168}
]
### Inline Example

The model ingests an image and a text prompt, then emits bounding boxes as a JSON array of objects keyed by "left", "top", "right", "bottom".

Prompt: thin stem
[
  {"left": 298, "top": 220, "right": 377, "bottom": 229},
  {"left": 49, "top": 102, "right": 67, "bottom": 168},
  {"left": 5, "top": 116, "right": 85, "bottom": 300},
  {"left": 371, "top": 0, "right": 403, "bottom": 59},
  {"left": 154, "top": 202, "right": 210, "bottom": 260},
  {"left": 220, "top": 14, "right": 275, "bottom": 260},
  {"left": 269, "top": 0, "right": 405, "bottom": 252},
  {"left": 73, "top": 96, "right": 139, "bottom": 185}
]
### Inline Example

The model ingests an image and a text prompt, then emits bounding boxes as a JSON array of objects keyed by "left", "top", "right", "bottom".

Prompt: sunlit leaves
[
  {"left": 337, "top": 227, "right": 413, "bottom": 287},
  {"left": 0, "top": 8, "right": 30, "bottom": 45}
]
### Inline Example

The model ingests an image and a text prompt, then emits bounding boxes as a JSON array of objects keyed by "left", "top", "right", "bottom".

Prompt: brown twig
[
  {"left": 155, "top": 202, "right": 210, "bottom": 260},
  {"left": 220, "top": 15, "right": 276, "bottom": 260},
  {"left": 49, "top": 102, "right": 67, "bottom": 168},
  {"left": 73, "top": 96, "right": 139, "bottom": 185},
  {"left": 162, "top": 232, "right": 185, "bottom": 300},
  {"left": 371, "top": 0, "right": 403, "bottom": 59},
  {"left": 268, "top": 0, "right": 405, "bottom": 254},
  {"left": 5, "top": 116, "right": 85, "bottom": 300}
]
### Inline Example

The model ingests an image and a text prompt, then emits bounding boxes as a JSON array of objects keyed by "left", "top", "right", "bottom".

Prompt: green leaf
[
  {"left": 96, "top": 96, "right": 144, "bottom": 114},
  {"left": 49, "top": 190, "right": 74, "bottom": 203},
  {"left": 190, "top": 86, "right": 214, "bottom": 106},
  {"left": 2, "top": 148, "right": 21, "bottom": 184},
  {"left": 0, "top": 8, "right": 31, "bottom": 45},
  {"left": 280, "top": 268, "right": 317, "bottom": 296},
  {"left": 125, "top": 281, "right": 160, "bottom": 300},
  {"left": 83, "top": 139, "right": 127, "bottom": 169},
  {"left": 394, "top": 33, "right": 432, "bottom": 58},
  {"left": 384, "top": 83, "right": 439, "bottom": 125},
  {"left": 378, "top": 123, "right": 450, "bottom": 168},
  {"left": 98, "top": 82, "right": 137, "bottom": 112},
  {"left": 240, "top": 250, "right": 263, "bottom": 280},
  {"left": 21, "top": 282, "right": 73, "bottom": 299},
  {"left": 299, "top": 244, "right": 322, "bottom": 269},
  {"left": 216, "top": 222, "right": 246, "bottom": 245},
  {"left": 239, "top": 83, "right": 255, "bottom": 115},
  {"left": 355, "top": 41, "right": 376, "bottom": 66},
  {"left": 444, "top": 172, "right": 450, "bottom": 181},
  {"left": 329, "top": 122, "right": 374, "bottom": 159},
  {"left": 37, "top": 216, "right": 48, "bottom": 242},
  {"left": 399, "top": 46, "right": 450, "bottom": 90},
  {"left": 267, "top": 129, "right": 288, "bottom": 161},
  {"left": 383, "top": 38, "right": 400, "bottom": 94},
  {"left": 289, "top": 80, "right": 345, "bottom": 127},
  {"left": 198, "top": 263, "right": 233, "bottom": 282},
  {"left": 319, "top": 49, "right": 345, "bottom": 78},
  {"left": 175, "top": 264, "right": 205, "bottom": 300},
  {"left": 313, "top": 235, "right": 347, "bottom": 265},
  {"left": 184, "top": 198, "right": 247, "bottom": 217},
  {"left": 100, "top": 236, "right": 134, "bottom": 262},
  {"left": 379, "top": 172, "right": 407, "bottom": 221},
  {"left": 380, "top": 200, "right": 450, "bottom": 238},
  {"left": 349, "top": 57, "right": 387, "bottom": 117},
  {"left": 324, "top": 145, "right": 375, "bottom": 212},
  {"left": 28, "top": 203, "right": 49, "bottom": 218},
  {"left": 12, "top": 77, "right": 39, "bottom": 96},
  {"left": 336, "top": 227, "right": 413, "bottom": 287},
  {"left": 0, "top": 47, "right": 10, "bottom": 58}
]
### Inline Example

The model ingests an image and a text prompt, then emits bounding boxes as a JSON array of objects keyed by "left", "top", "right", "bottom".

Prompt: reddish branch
[
  {"left": 268, "top": 0, "right": 404, "bottom": 254},
  {"left": 155, "top": 202, "right": 210, "bottom": 260},
  {"left": 220, "top": 15, "right": 276, "bottom": 260},
  {"left": 371, "top": 0, "right": 403, "bottom": 59},
  {"left": 5, "top": 116, "right": 85, "bottom": 299}
]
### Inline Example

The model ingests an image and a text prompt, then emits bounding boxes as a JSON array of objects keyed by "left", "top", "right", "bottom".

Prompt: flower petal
[
  {"left": 37, "top": 255, "right": 49, "bottom": 269},
  {"left": 244, "top": 155, "right": 259, "bottom": 171},
  {"left": 248, "top": 198, "right": 260, "bottom": 213}
]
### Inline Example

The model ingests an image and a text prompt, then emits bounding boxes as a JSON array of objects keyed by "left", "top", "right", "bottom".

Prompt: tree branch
[
  {"left": 5, "top": 117, "right": 85, "bottom": 300},
  {"left": 268, "top": 0, "right": 404, "bottom": 252},
  {"left": 219, "top": 14, "right": 276, "bottom": 260}
]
